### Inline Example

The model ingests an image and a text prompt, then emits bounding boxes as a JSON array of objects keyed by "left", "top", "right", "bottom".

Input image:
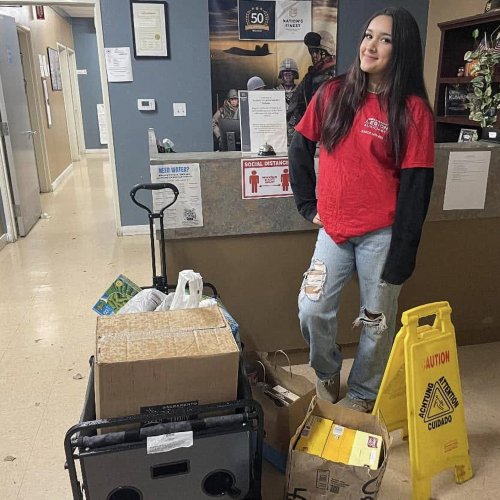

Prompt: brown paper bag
[
  {"left": 250, "top": 351, "right": 315, "bottom": 471},
  {"left": 286, "top": 397, "right": 390, "bottom": 499}
]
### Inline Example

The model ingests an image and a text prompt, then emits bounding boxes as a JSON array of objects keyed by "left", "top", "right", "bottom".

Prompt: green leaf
[
  {"left": 472, "top": 28, "right": 479, "bottom": 40},
  {"left": 485, "top": 86, "right": 492, "bottom": 97},
  {"left": 474, "top": 87, "right": 483, "bottom": 97},
  {"left": 464, "top": 50, "right": 472, "bottom": 61}
]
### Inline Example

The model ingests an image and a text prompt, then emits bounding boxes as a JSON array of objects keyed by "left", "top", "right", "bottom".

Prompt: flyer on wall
[{"left": 150, "top": 163, "right": 204, "bottom": 229}]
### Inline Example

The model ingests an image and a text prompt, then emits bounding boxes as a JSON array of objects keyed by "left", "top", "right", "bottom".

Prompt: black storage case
[{"left": 64, "top": 357, "right": 263, "bottom": 499}]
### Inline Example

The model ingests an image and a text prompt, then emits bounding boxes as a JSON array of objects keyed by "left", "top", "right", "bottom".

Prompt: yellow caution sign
[{"left": 373, "top": 301, "right": 473, "bottom": 499}]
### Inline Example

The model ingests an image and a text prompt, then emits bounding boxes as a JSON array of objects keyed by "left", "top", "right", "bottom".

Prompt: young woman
[{"left": 288, "top": 7, "right": 434, "bottom": 412}]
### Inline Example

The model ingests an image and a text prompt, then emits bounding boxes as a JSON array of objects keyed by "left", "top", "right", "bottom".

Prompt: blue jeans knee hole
[{"left": 299, "top": 260, "right": 326, "bottom": 301}]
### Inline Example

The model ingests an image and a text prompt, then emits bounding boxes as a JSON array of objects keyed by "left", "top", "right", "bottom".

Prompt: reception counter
[{"left": 151, "top": 143, "right": 500, "bottom": 351}]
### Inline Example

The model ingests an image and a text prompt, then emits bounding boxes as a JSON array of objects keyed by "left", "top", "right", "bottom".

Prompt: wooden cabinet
[{"left": 434, "top": 11, "right": 500, "bottom": 142}]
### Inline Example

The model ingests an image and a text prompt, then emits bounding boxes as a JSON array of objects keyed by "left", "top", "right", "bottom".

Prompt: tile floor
[{"left": 0, "top": 155, "right": 498, "bottom": 499}]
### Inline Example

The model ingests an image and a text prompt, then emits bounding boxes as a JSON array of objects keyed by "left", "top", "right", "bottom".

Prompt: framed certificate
[{"left": 130, "top": 1, "right": 169, "bottom": 58}]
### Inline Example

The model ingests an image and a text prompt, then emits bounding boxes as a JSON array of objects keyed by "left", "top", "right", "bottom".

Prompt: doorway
[
  {"left": 58, "top": 43, "right": 81, "bottom": 162},
  {"left": 17, "top": 26, "right": 51, "bottom": 193},
  {"left": 0, "top": 13, "right": 42, "bottom": 237}
]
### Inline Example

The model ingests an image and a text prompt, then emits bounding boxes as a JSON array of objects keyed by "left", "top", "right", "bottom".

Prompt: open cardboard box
[{"left": 286, "top": 398, "right": 390, "bottom": 499}]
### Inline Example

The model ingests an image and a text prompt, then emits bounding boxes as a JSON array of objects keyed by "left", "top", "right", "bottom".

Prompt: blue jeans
[{"left": 298, "top": 227, "right": 402, "bottom": 401}]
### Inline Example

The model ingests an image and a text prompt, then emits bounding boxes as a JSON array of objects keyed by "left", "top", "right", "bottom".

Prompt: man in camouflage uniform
[
  {"left": 274, "top": 58, "right": 300, "bottom": 145},
  {"left": 212, "top": 89, "right": 239, "bottom": 150},
  {"left": 287, "top": 31, "right": 337, "bottom": 139}
]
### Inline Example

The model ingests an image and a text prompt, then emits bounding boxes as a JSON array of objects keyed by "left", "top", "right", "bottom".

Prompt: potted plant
[{"left": 464, "top": 28, "right": 500, "bottom": 128}]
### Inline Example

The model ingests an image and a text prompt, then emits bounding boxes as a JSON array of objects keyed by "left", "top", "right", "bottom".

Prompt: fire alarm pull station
[{"left": 138, "top": 99, "right": 156, "bottom": 111}]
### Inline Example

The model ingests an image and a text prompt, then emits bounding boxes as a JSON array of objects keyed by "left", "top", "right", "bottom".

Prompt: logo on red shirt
[{"left": 361, "top": 118, "right": 388, "bottom": 140}]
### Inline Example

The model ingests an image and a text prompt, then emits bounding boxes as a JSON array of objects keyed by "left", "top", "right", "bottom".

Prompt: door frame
[
  {"left": 57, "top": 42, "right": 80, "bottom": 162},
  {"left": 67, "top": 47, "right": 85, "bottom": 154},
  {"left": 0, "top": 79, "right": 18, "bottom": 242},
  {"left": 16, "top": 25, "right": 52, "bottom": 193}
]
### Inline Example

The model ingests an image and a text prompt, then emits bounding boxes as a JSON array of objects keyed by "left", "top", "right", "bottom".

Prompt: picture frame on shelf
[
  {"left": 444, "top": 85, "right": 469, "bottom": 116},
  {"left": 130, "top": 1, "right": 169, "bottom": 58},
  {"left": 458, "top": 128, "right": 478, "bottom": 142}
]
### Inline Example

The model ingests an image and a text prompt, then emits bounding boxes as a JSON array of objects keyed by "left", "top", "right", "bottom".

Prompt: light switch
[{"left": 173, "top": 102, "right": 186, "bottom": 117}]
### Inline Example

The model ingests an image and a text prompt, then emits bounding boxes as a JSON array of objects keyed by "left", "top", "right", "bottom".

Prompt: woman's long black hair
[{"left": 317, "top": 7, "right": 431, "bottom": 166}]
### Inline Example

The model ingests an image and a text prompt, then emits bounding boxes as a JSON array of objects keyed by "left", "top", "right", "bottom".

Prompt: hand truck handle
[{"left": 130, "top": 182, "right": 179, "bottom": 215}]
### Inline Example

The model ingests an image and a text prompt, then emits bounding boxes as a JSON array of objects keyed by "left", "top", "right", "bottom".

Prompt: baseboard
[
  {"left": 0, "top": 233, "right": 7, "bottom": 251},
  {"left": 51, "top": 163, "right": 73, "bottom": 191},
  {"left": 85, "top": 148, "right": 109, "bottom": 157},
  {"left": 120, "top": 225, "right": 150, "bottom": 236}
]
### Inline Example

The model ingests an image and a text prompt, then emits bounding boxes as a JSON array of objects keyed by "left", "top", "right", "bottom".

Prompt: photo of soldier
[
  {"left": 274, "top": 58, "right": 299, "bottom": 144},
  {"left": 287, "top": 30, "right": 337, "bottom": 137},
  {"left": 247, "top": 76, "right": 266, "bottom": 90},
  {"left": 212, "top": 88, "right": 240, "bottom": 150}
]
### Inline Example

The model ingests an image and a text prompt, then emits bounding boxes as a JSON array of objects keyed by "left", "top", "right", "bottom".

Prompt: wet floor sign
[{"left": 373, "top": 301, "right": 473, "bottom": 499}]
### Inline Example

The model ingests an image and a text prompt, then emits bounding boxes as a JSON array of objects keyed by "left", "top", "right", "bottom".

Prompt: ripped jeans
[{"left": 298, "top": 227, "right": 402, "bottom": 401}]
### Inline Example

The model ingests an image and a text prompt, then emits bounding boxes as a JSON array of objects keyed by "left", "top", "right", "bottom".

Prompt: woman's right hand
[{"left": 312, "top": 213, "right": 323, "bottom": 226}]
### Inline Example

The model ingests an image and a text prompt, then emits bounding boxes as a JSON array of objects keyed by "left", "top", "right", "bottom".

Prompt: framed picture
[
  {"left": 47, "top": 47, "right": 62, "bottom": 91},
  {"left": 130, "top": 1, "right": 169, "bottom": 58},
  {"left": 444, "top": 85, "right": 469, "bottom": 116},
  {"left": 458, "top": 128, "right": 478, "bottom": 142}
]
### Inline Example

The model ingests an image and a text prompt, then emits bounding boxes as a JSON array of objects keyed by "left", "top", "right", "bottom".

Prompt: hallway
[
  {"left": 0, "top": 155, "right": 153, "bottom": 499},
  {"left": 0, "top": 155, "right": 499, "bottom": 499}
]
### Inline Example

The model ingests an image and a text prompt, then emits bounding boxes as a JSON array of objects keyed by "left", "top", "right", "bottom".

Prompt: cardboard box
[
  {"left": 286, "top": 398, "right": 390, "bottom": 499},
  {"left": 322, "top": 424, "right": 382, "bottom": 470},
  {"left": 95, "top": 305, "right": 240, "bottom": 420},
  {"left": 295, "top": 415, "right": 333, "bottom": 457}
]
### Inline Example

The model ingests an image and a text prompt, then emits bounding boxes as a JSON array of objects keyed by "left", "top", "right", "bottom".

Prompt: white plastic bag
[
  {"left": 155, "top": 292, "right": 175, "bottom": 312},
  {"left": 169, "top": 270, "right": 203, "bottom": 310},
  {"left": 117, "top": 288, "right": 167, "bottom": 314}
]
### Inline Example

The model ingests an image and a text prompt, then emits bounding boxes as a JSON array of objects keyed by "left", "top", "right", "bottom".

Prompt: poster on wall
[
  {"left": 47, "top": 47, "right": 62, "bottom": 91},
  {"left": 238, "top": 0, "right": 311, "bottom": 41},
  {"left": 150, "top": 163, "right": 204, "bottom": 229},
  {"left": 208, "top": 0, "right": 337, "bottom": 151}
]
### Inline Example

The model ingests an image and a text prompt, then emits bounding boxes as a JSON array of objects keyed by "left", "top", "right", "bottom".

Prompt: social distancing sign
[
  {"left": 241, "top": 157, "right": 294, "bottom": 199},
  {"left": 373, "top": 302, "right": 473, "bottom": 499}
]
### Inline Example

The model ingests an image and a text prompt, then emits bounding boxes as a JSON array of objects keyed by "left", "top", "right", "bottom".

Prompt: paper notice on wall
[
  {"left": 97, "top": 104, "right": 108, "bottom": 145},
  {"left": 150, "top": 163, "right": 204, "bottom": 229},
  {"left": 443, "top": 151, "right": 491, "bottom": 210},
  {"left": 38, "top": 54, "right": 49, "bottom": 78},
  {"left": 42, "top": 79, "right": 52, "bottom": 128},
  {"left": 239, "top": 90, "right": 287, "bottom": 154},
  {"left": 104, "top": 47, "right": 133, "bottom": 82}
]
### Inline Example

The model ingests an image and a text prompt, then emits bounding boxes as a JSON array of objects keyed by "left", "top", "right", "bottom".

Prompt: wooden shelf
[
  {"left": 438, "top": 76, "right": 500, "bottom": 84},
  {"left": 435, "top": 116, "right": 478, "bottom": 126},
  {"left": 434, "top": 12, "right": 500, "bottom": 142}
]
